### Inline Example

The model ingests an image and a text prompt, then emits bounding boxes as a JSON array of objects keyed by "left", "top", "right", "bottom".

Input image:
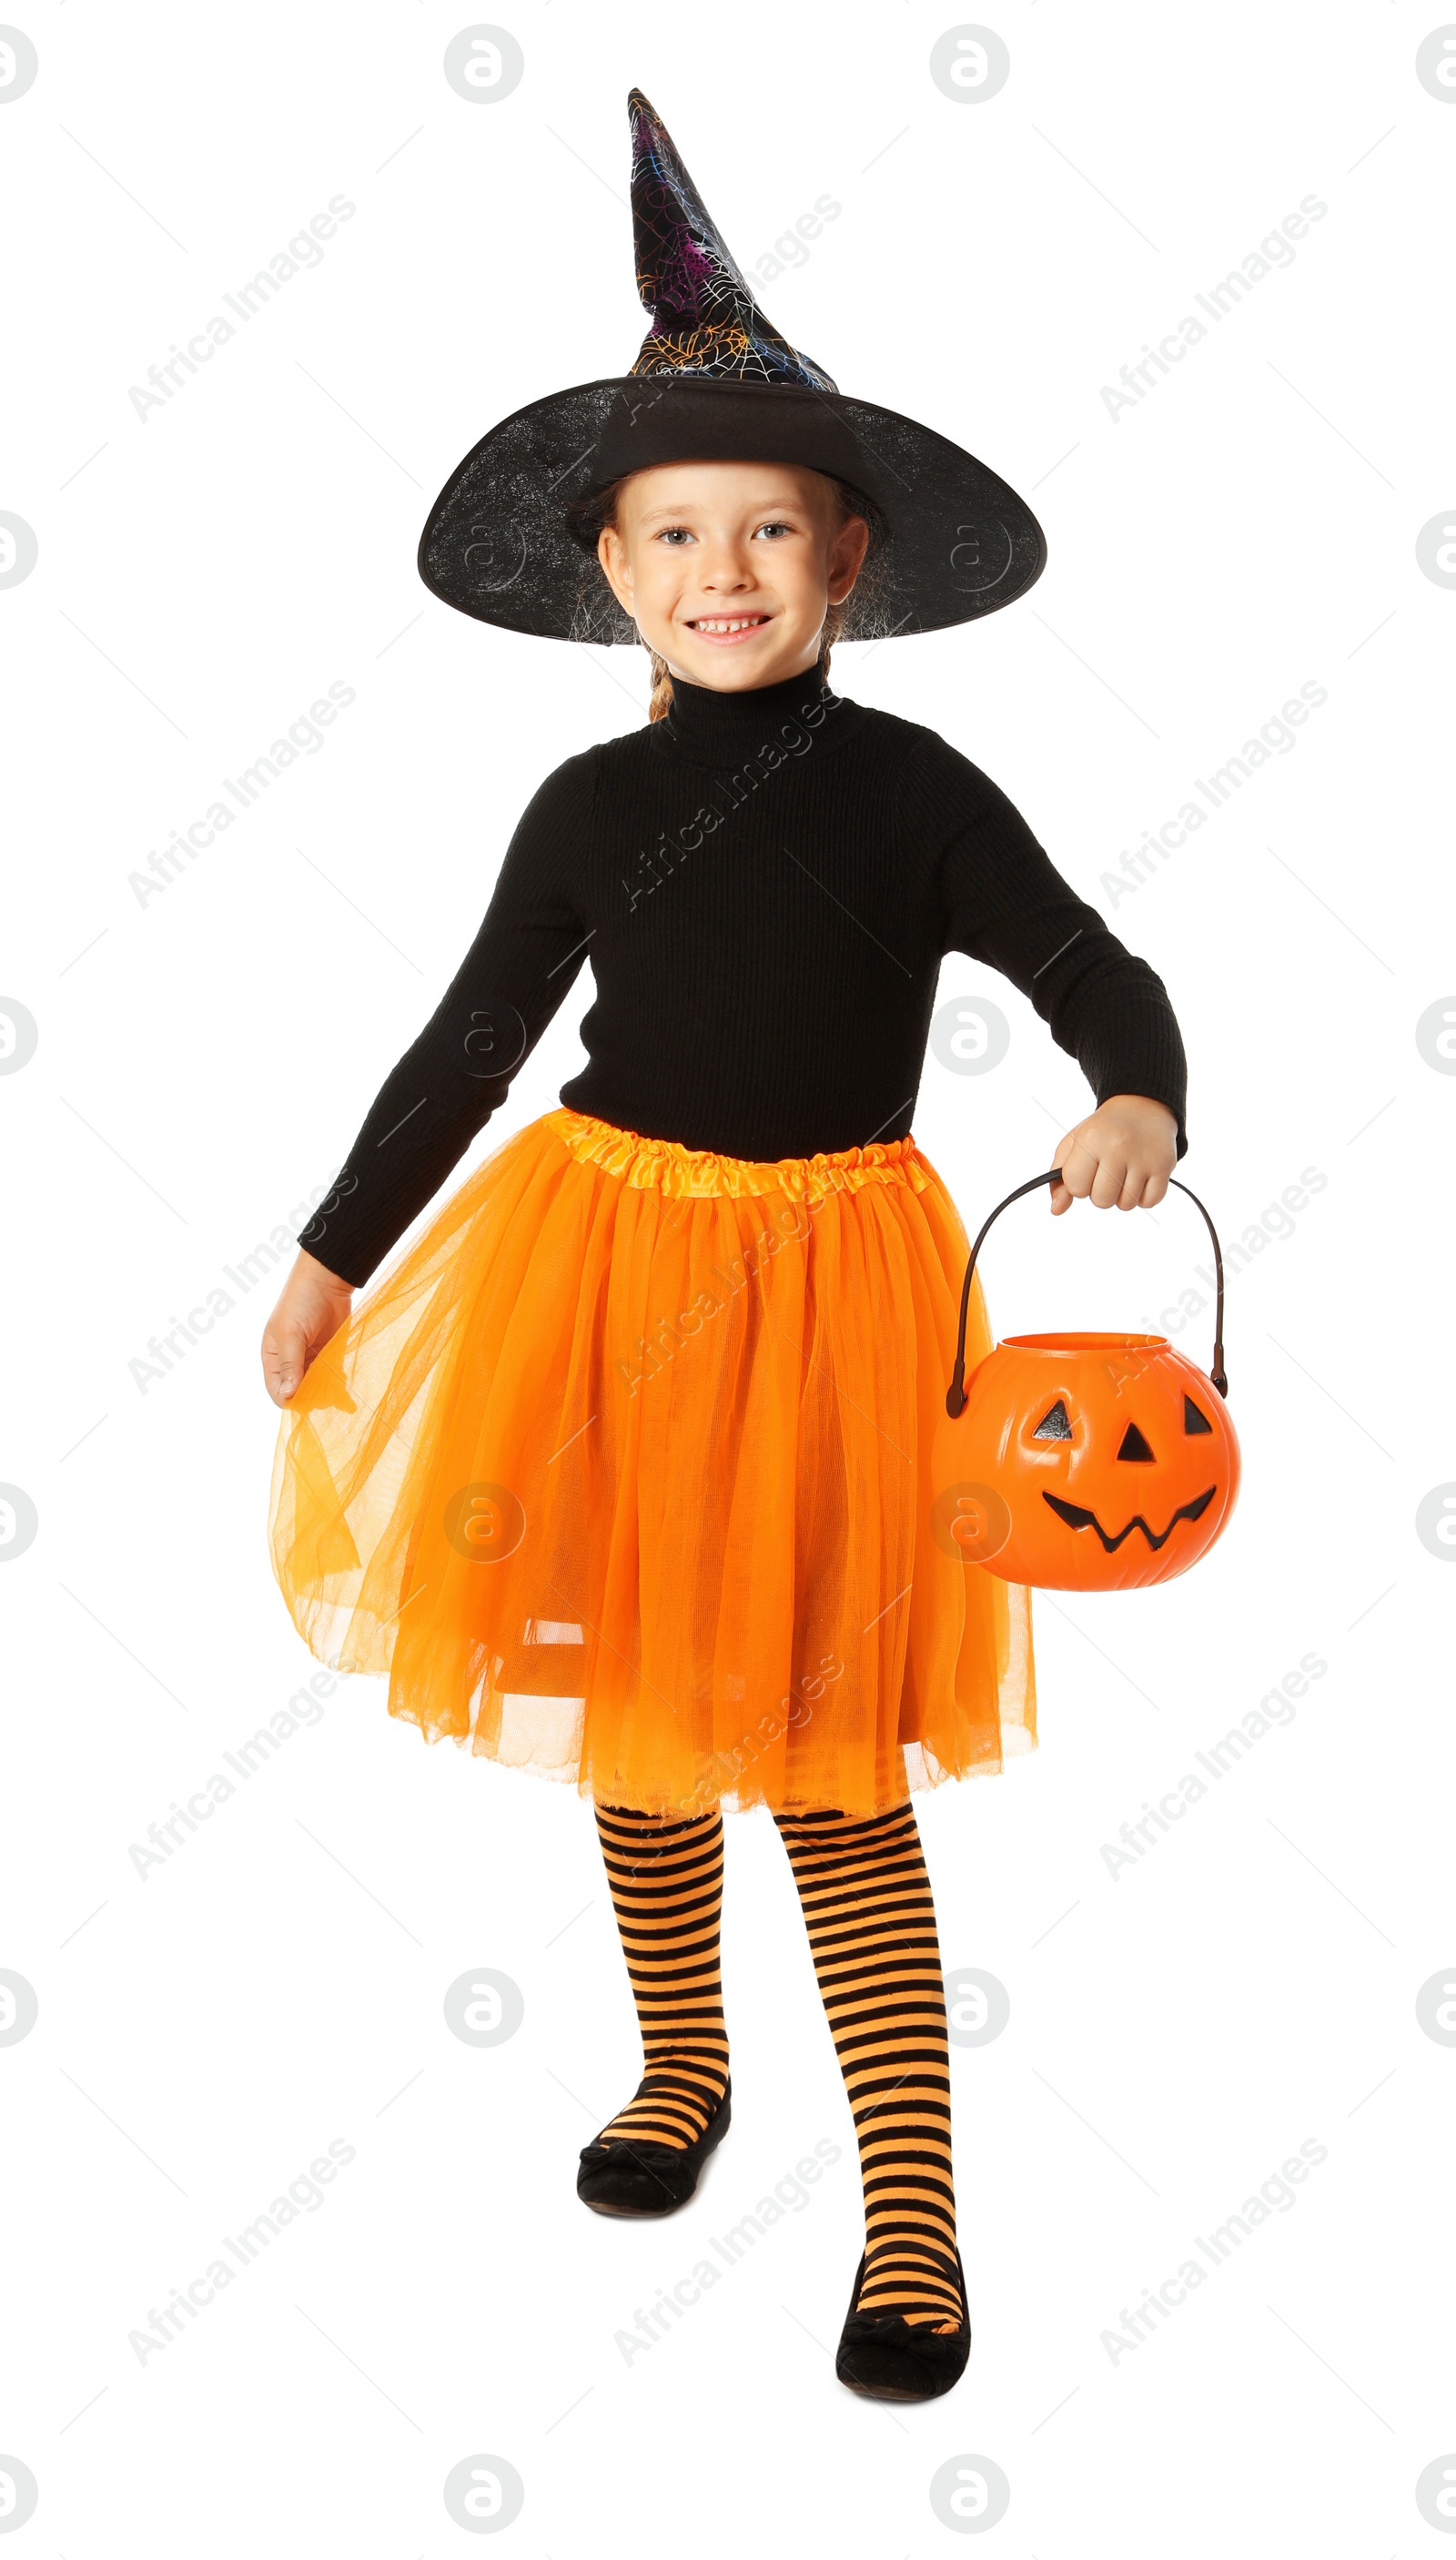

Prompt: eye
[
  {"left": 753, "top": 520, "right": 794, "bottom": 539},
  {"left": 1032, "top": 1400, "right": 1072, "bottom": 1441},
  {"left": 656, "top": 526, "right": 694, "bottom": 545},
  {"left": 1117, "top": 1422, "right": 1155, "bottom": 1462},
  {"left": 1183, "top": 1395, "right": 1212, "bottom": 1435}
]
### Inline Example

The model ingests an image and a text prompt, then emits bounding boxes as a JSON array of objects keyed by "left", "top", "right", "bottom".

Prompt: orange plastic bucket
[{"left": 931, "top": 1173, "right": 1241, "bottom": 1592}]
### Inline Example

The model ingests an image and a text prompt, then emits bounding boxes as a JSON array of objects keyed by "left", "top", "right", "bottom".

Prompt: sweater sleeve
[
  {"left": 919, "top": 734, "right": 1189, "bottom": 1159},
  {"left": 298, "top": 746, "right": 598, "bottom": 1286}
]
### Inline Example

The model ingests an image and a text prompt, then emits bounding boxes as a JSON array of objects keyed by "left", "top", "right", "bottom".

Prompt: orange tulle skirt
[{"left": 267, "top": 1106, "right": 1036, "bottom": 1816}]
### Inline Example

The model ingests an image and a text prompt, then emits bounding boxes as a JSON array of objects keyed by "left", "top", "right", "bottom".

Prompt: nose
[{"left": 693, "top": 531, "right": 758, "bottom": 593}]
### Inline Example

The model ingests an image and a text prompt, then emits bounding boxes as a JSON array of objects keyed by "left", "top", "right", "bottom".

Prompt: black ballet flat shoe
[
  {"left": 575, "top": 2082, "right": 732, "bottom": 2219},
  {"left": 834, "top": 2248, "right": 972, "bottom": 2402}
]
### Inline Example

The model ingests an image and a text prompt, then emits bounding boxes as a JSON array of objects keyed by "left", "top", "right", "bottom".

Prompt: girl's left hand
[{"left": 1049, "top": 1094, "right": 1178, "bottom": 1215}]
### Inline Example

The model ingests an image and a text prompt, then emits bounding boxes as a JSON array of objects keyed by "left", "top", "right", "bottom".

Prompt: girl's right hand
[{"left": 261, "top": 1251, "right": 355, "bottom": 1407}]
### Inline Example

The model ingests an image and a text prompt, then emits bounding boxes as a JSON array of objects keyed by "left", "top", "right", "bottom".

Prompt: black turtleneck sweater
[{"left": 299, "top": 667, "right": 1188, "bottom": 1287}]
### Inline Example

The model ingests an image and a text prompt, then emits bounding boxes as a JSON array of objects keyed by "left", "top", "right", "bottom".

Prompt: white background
[{"left": 4, "top": 3, "right": 1453, "bottom": 2552}]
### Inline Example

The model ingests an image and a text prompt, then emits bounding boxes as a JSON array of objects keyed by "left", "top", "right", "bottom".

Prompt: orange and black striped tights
[{"left": 592, "top": 1796, "right": 962, "bottom": 2332}]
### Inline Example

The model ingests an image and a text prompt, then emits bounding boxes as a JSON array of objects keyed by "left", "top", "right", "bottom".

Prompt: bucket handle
[{"left": 945, "top": 1169, "right": 1228, "bottom": 1418}]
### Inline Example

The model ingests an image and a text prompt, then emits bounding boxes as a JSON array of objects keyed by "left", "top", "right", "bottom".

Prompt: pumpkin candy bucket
[{"left": 931, "top": 1169, "right": 1241, "bottom": 1592}]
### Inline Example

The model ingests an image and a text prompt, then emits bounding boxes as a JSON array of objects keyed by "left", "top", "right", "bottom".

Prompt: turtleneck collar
[{"left": 652, "top": 664, "right": 859, "bottom": 771}]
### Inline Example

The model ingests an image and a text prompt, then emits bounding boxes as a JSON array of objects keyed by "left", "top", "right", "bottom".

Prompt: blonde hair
[{"left": 565, "top": 471, "right": 875, "bottom": 721}]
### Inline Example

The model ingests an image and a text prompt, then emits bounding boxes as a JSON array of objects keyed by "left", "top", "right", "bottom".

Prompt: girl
[{"left": 262, "top": 93, "right": 1186, "bottom": 2403}]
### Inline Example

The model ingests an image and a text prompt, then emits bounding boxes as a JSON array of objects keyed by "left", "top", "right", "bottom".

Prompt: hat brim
[{"left": 416, "top": 376, "right": 1046, "bottom": 643}]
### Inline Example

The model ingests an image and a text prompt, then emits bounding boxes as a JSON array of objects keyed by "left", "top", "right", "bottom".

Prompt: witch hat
[{"left": 417, "top": 89, "right": 1046, "bottom": 644}]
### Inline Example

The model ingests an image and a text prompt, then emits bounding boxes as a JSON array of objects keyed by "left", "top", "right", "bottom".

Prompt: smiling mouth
[
  {"left": 1042, "top": 1486, "right": 1218, "bottom": 1552},
  {"left": 686, "top": 613, "right": 772, "bottom": 642}
]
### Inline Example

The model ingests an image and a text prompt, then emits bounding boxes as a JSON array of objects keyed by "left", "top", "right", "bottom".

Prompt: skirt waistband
[{"left": 544, "top": 1106, "right": 931, "bottom": 1202}]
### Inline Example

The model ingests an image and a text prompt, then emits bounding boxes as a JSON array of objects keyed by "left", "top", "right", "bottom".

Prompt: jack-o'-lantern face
[{"left": 932, "top": 1332, "right": 1241, "bottom": 1591}]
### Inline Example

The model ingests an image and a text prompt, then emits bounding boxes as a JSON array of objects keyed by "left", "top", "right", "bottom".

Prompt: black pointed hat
[{"left": 417, "top": 89, "right": 1046, "bottom": 643}]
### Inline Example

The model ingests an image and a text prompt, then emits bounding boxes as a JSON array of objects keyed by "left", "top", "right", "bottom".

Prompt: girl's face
[{"left": 596, "top": 460, "right": 869, "bottom": 693}]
